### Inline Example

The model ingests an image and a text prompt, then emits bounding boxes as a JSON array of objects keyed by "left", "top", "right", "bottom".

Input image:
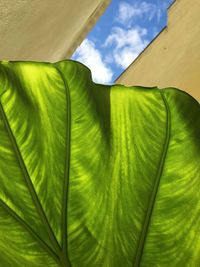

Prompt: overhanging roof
[{"left": 0, "top": 0, "right": 111, "bottom": 62}]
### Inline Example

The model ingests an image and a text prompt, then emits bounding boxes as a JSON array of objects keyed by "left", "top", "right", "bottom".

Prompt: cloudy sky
[{"left": 71, "top": 0, "right": 174, "bottom": 84}]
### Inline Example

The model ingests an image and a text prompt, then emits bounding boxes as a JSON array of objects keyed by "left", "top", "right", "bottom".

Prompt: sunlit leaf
[{"left": 0, "top": 60, "right": 200, "bottom": 266}]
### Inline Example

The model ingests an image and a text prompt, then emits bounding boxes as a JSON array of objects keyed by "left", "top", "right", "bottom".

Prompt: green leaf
[{"left": 0, "top": 60, "right": 200, "bottom": 267}]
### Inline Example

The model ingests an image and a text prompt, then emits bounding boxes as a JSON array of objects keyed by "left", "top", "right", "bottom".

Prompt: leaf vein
[
  {"left": 133, "top": 90, "right": 171, "bottom": 266},
  {"left": 0, "top": 199, "right": 60, "bottom": 264},
  {"left": 53, "top": 64, "right": 71, "bottom": 267},
  {"left": 0, "top": 102, "right": 62, "bottom": 261}
]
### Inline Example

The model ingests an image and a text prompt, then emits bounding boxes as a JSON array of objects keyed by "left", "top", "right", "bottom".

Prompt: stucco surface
[
  {"left": 115, "top": 0, "right": 200, "bottom": 102},
  {"left": 0, "top": 0, "right": 111, "bottom": 62}
]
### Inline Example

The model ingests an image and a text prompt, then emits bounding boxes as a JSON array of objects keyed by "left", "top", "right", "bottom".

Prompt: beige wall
[
  {"left": 115, "top": 0, "right": 200, "bottom": 102},
  {"left": 0, "top": 0, "right": 111, "bottom": 62}
]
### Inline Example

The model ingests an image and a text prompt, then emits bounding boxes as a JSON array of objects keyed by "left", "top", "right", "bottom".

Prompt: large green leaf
[{"left": 0, "top": 60, "right": 200, "bottom": 267}]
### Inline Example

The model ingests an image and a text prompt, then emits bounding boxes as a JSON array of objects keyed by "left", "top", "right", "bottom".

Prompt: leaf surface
[{"left": 0, "top": 60, "right": 200, "bottom": 266}]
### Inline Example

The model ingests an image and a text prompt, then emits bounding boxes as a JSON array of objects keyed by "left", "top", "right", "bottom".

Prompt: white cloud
[
  {"left": 104, "top": 27, "right": 149, "bottom": 69},
  {"left": 114, "top": 49, "right": 138, "bottom": 69},
  {"left": 72, "top": 39, "right": 113, "bottom": 84},
  {"left": 105, "top": 27, "right": 147, "bottom": 49},
  {"left": 116, "top": 1, "right": 162, "bottom": 25}
]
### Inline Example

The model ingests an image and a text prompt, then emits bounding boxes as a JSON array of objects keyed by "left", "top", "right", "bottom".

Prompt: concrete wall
[
  {"left": 0, "top": 0, "right": 111, "bottom": 62},
  {"left": 115, "top": 0, "right": 200, "bottom": 102}
]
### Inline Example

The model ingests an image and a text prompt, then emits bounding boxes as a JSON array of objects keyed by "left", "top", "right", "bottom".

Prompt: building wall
[
  {"left": 115, "top": 0, "right": 200, "bottom": 102},
  {"left": 0, "top": 0, "right": 111, "bottom": 62}
]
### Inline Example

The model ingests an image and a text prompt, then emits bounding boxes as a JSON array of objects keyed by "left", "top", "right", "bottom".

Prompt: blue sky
[{"left": 71, "top": 0, "right": 174, "bottom": 84}]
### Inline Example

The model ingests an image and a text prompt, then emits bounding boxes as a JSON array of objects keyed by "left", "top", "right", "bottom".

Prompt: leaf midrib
[
  {"left": 53, "top": 64, "right": 71, "bottom": 266},
  {"left": 133, "top": 90, "right": 171, "bottom": 266}
]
